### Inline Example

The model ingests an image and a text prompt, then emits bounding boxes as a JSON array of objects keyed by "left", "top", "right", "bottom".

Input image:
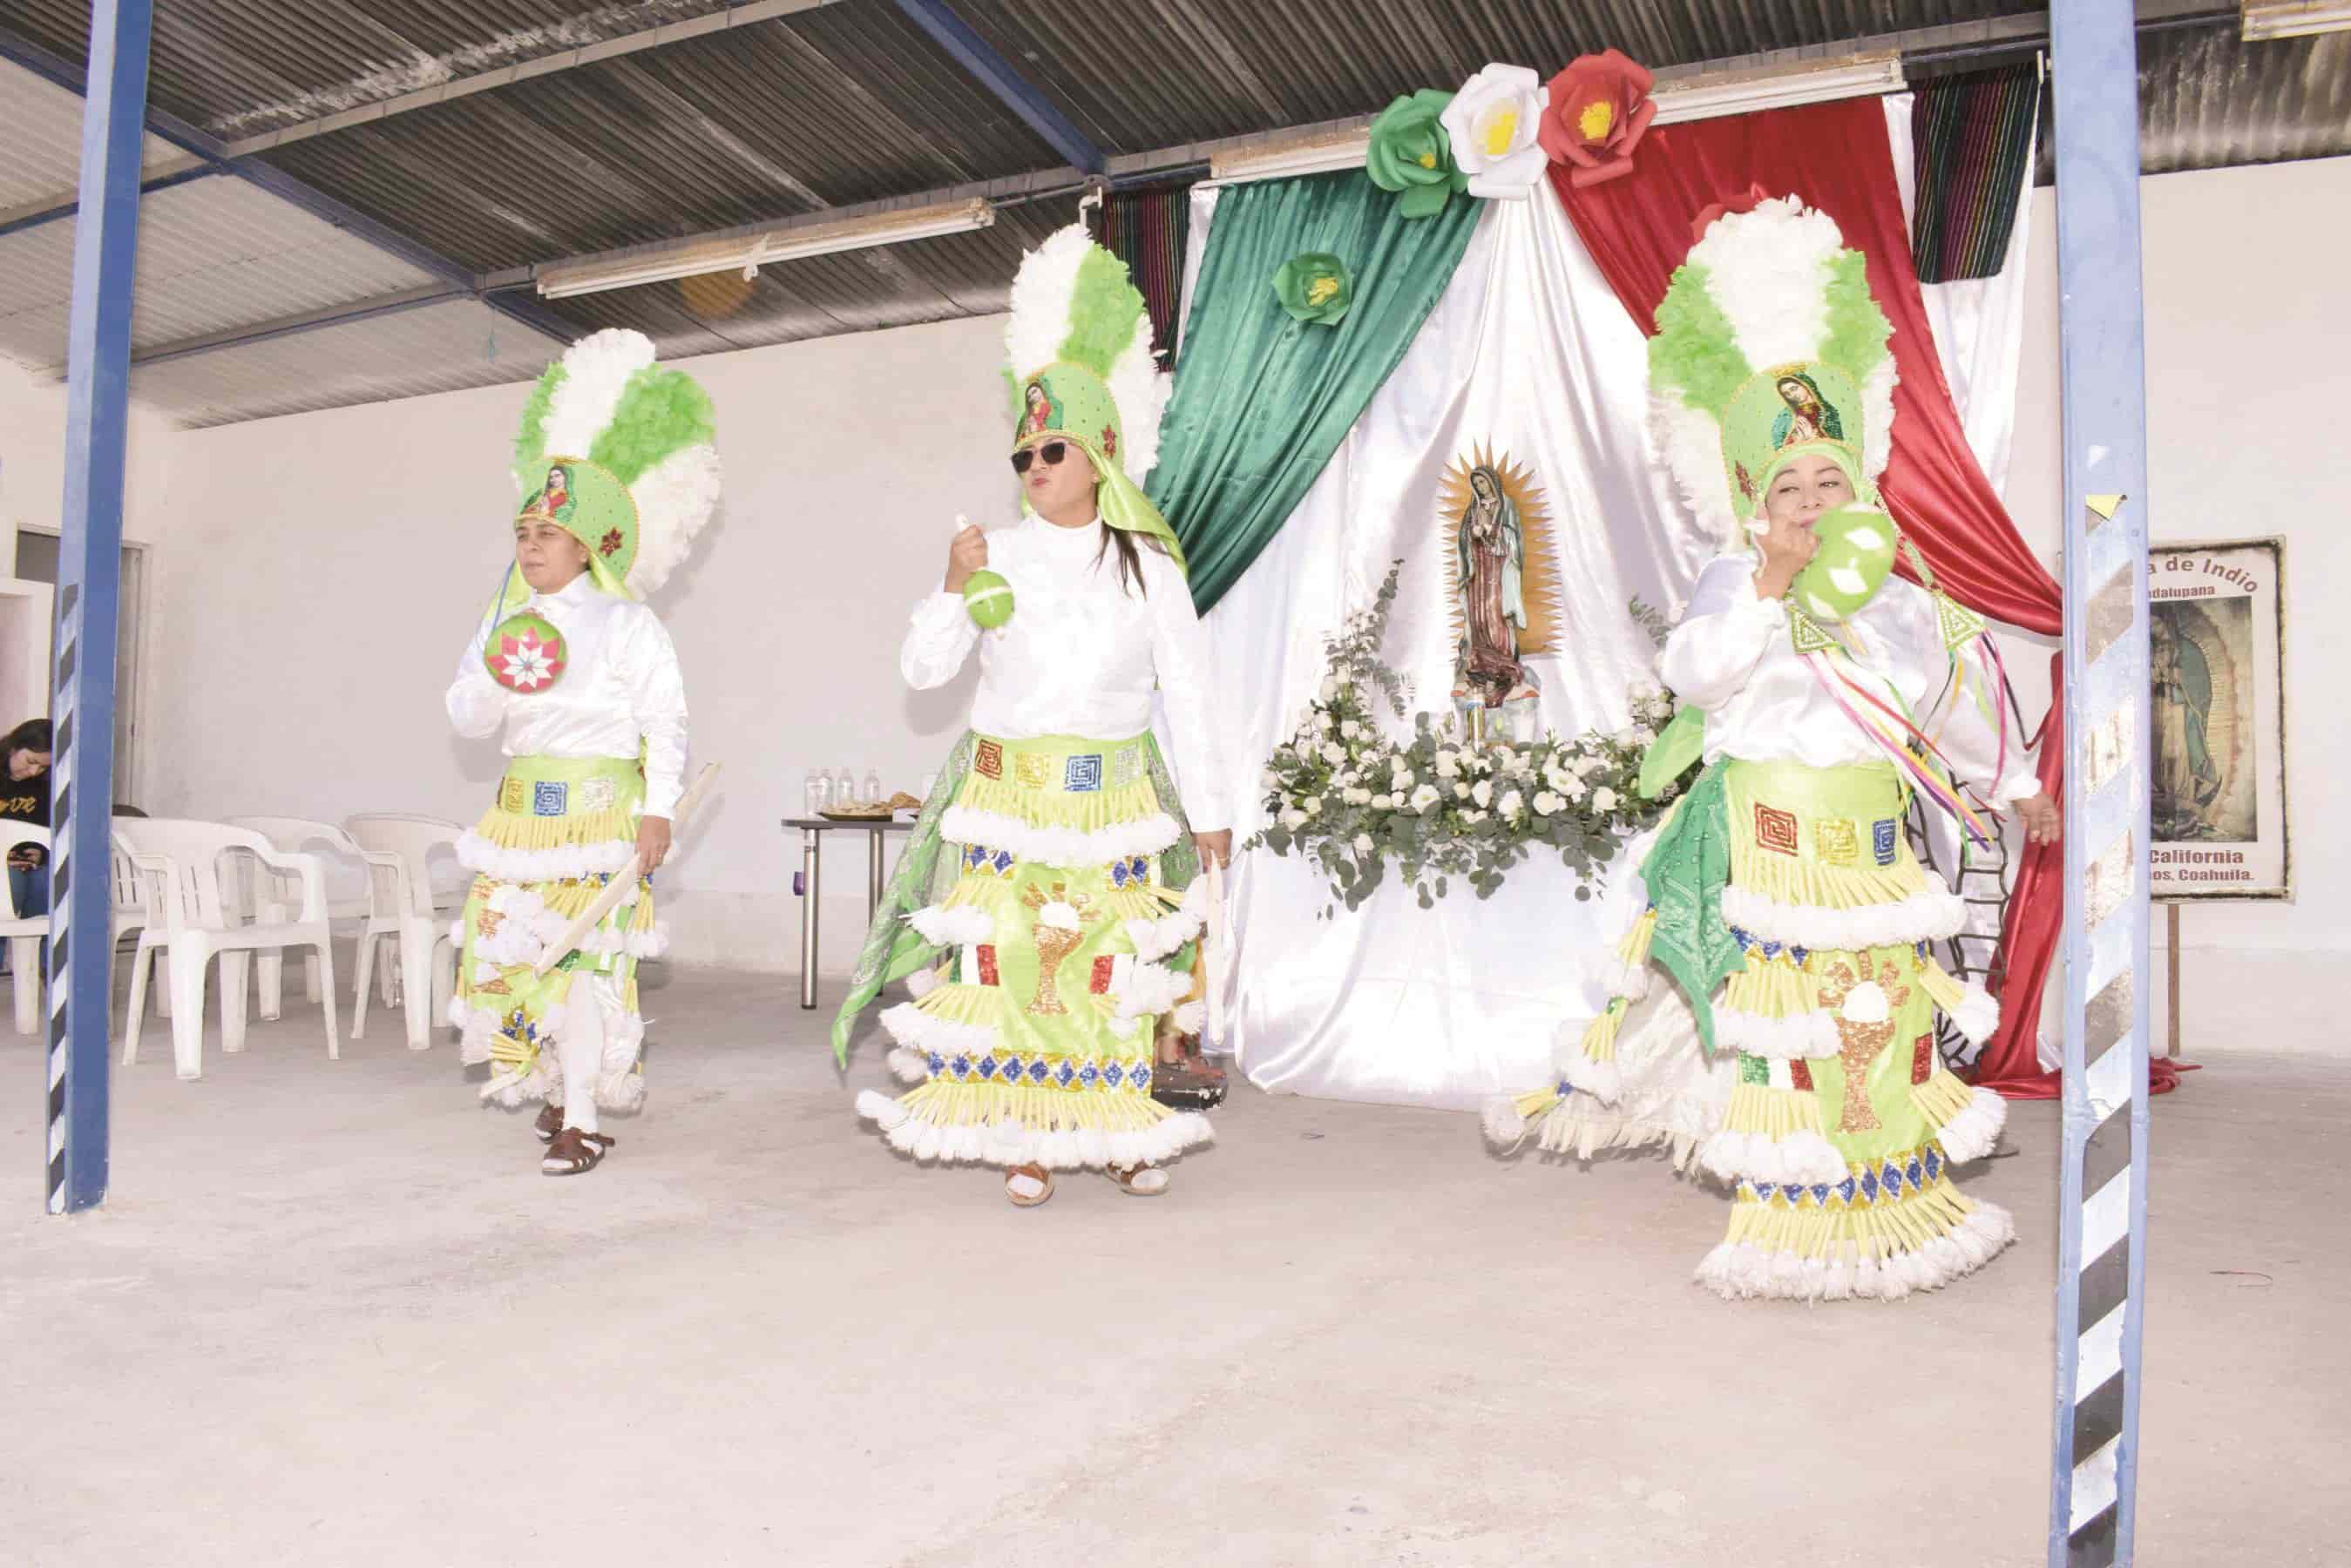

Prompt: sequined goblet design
[
  {"left": 1818, "top": 958, "right": 1913, "bottom": 1134},
  {"left": 1027, "top": 924, "right": 1086, "bottom": 1017}
]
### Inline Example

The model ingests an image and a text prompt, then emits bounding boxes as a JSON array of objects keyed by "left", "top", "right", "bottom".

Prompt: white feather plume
[
  {"left": 537, "top": 328, "right": 656, "bottom": 470},
  {"left": 1004, "top": 226, "right": 1092, "bottom": 391},
  {"left": 627, "top": 443, "right": 722, "bottom": 598},
  {"left": 1684, "top": 196, "right": 1845, "bottom": 372},
  {"left": 1106, "top": 304, "right": 1168, "bottom": 483}
]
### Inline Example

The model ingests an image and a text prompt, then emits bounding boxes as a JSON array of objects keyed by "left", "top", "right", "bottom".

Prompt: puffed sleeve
[
  {"left": 446, "top": 613, "right": 506, "bottom": 740},
  {"left": 1144, "top": 552, "right": 1231, "bottom": 830},
  {"left": 618, "top": 607, "right": 690, "bottom": 818},
  {"left": 901, "top": 590, "right": 980, "bottom": 690},
  {"left": 1659, "top": 554, "right": 1786, "bottom": 712}
]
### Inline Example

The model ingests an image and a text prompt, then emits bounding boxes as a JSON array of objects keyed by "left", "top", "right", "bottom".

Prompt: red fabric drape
[{"left": 1550, "top": 97, "right": 2181, "bottom": 1096}]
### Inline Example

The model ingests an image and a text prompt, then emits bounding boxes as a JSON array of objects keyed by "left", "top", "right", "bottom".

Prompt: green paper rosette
[
  {"left": 1271, "top": 252, "right": 1353, "bottom": 325},
  {"left": 1366, "top": 89, "right": 1467, "bottom": 219}
]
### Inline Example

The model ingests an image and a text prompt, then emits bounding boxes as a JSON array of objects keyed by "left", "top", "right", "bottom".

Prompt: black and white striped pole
[
  {"left": 2048, "top": 2, "right": 2152, "bottom": 1562},
  {"left": 45, "top": 0, "right": 152, "bottom": 1214}
]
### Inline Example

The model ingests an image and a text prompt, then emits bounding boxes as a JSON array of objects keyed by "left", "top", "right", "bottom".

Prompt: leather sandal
[
  {"left": 534, "top": 1102, "right": 565, "bottom": 1144},
  {"left": 1005, "top": 1163, "right": 1054, "bottom": 1207},
  {"left": 542, "top": 1128, "right": 614, "bottom": 1176},
  {"left": 1105, "top": 1163, "right": 1169, "bottom": 1197}
]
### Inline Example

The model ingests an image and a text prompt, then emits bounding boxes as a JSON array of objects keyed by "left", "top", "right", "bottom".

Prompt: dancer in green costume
[
  {"left": 444, "top": 328, "right": 720, "bottom": 1176},
  {"left": 839, "top": 226, "right": 1233, "bottom": 1207},
  {"left": 1487, "top": 198, "right": 2060, "bottom": 1300}
]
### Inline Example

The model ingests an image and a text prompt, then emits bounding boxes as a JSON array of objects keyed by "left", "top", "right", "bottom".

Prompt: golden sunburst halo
[{"left": 1438, "top": 443, "right": 1564, "bottom": 658}]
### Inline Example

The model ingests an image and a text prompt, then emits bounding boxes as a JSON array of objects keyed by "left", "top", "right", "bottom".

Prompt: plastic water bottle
[
  {"left": 863, "top": 769, "right": 883, "bottom": 810},
  {"left": 805, "top": 770, "right": 830, "bottom": 816},
  {"left": 835, "top": 767, "right": 860, "bottom": 808}
]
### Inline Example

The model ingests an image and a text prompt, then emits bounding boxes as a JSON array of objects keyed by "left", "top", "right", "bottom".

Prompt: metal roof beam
[
  {"left": 0, "top": 21, "right": 576, "bottom": 348},
  {"left": 884, "top": 0, "right": 1106, "bottom": 175},
  {"left": 213, "top": 0, "right": 845, "bottom": 159},
  {"left": 0, "top": 154, "right": 215, "bottom": 240}
]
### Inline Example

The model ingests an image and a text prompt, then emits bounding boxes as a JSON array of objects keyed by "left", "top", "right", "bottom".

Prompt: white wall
[
  {"left": 104, "top": 152, "right": 2351, "bottom": 978},
  {"left": 2004, "top": 155, "right": 2351, "bottom": 954},
  {"left": 143, "top": 313, "right": 1012, "bottom": 970}
]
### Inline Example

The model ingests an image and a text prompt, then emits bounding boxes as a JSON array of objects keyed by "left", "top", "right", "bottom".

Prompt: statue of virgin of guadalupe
[{"left": 1454, "top": 464, "right": 1529, "bottom": 710}]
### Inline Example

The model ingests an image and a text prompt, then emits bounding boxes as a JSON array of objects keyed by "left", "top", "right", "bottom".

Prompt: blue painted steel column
[
  {"left": 46, "top": 0, "right": 153, "bottom": 1214},
  {"left": 2047, "top": 1, "right": 2152, "bottom": 1563},
  {"left": 887, "top": 0, "right": 1105, "bottom": 174}
]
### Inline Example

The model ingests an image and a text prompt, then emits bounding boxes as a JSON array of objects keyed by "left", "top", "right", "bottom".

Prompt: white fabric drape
[
  {"left": 1188, "top": 181, "right": 1711, "bottom": 1109},
  {"left": 1180, "top": 105, "right": 2039, "bottom": 1108}
]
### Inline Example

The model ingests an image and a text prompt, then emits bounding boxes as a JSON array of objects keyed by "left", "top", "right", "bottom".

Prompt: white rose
[
  {"left": 1435, "top": 750, "right": 1460, "bottom": 779},
  {"left": 1612, "top": 728, "right": 1637, "bottom": 747},
  {"left": 1344, "top": 787, "right": 1371, "bottom": 806},
  {"left": 1562, "top": 777, "right": 1589, "bottom": 803},
  {"left": 1352, "top": 833, "right": 1375, "bottom": 855},
  {"left": 1471, "top": 780, "right": 1494, "bottom": 808},
  {"left": 1391, "top": 766, "right": 1414, "bottom": 789},
  {"left": 1279, "top": 808, "right": 1308, "bottom": 830},
  {"left": 1317, "top": 713, "right": 1334, "bottom": 733},
  {"left": 1462, "top": 809, "right": 1488, "bottom": 825},
  {"left": 1372, "top": 794, "right": 1397, "bottom": 811},
  {"left": 1410, "top": 784, "right": 1440, "bottom": 814},
  {"left": 1593, "top": 787, "right": 1620, "bottom": 813},
  {"left": 1321, "top": 742, "right": 1346, "bottom": 765},
  {"left": 1500, "top": 789, "right": 1525, "bottom": 819},
  {"left": 1632, "top": 727, "right": 1657, "bottom": 747},
  {"left": 1318, "top": 676, "right": 1339, "bottom": 702},
  {"left": 1304, "top": 796, "right": 1323, "bottom": 816},
  {"left": 1340, "top": 720, "right": 1362, "bottom": 740},
  {"left": 1534, "top": 791, "right": 1562, "bottom": 815},
  {"left": 1454, "top": 781, "right": 1472, "bottom": 799}
]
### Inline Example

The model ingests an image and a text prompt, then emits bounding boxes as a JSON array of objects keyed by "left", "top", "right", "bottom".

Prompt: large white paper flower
[{"left": 1440, "top": 64, "right": 1549, "bottom": 200}]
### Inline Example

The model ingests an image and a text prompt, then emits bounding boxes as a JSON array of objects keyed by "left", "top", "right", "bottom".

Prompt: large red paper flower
[
  {"left": 1690, "top": 182, "right": 1774, "bottom": 243},
  {"left": 1539, "top": 50, "right": 1657, "bottom": 188}
]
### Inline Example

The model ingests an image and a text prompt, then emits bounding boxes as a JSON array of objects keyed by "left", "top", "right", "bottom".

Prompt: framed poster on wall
[{"left": 2148, "top": 537, "right": 2289, "bottom": 900}]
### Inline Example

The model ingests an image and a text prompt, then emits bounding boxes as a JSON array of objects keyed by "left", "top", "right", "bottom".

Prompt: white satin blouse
[
  {"left": 1660, "top": 552, "right": 2038, "bottom": 806},
  {"left": 445, "top": 572, "right": 690, "bottom": 817},
  {"left": 901, "top": 516, "right": 1231, "bottom": 830}
]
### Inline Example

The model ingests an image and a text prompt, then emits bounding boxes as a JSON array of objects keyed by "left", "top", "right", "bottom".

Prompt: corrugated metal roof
[
  {"left": 124, "top": 297, "right": 557, "bottom": 427},
  {"left": 250, "top": 10, "right": 1061, "bottom": 274},
  {"left": 2137, "top": 23, "right": 2351, "bottom": 175},
  {"left": 945, "top": 0, "right": 2048, "bottom": 153},
  {"left": 0, "top": 57, "right": 187, "bottom": 212},
  {"left": 0, "top": 174, "right": 440, "bottom": 372}
]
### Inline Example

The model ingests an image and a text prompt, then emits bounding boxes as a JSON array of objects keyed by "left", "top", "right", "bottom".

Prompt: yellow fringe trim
[
  {"left": 471, "top": 804, "right": 636, "bottom": 853},
  {"left": 1915, "top": 954, "right": 1968, "bottom": 1016},
  {"left": 893, "top": 1078, "right": 1176, "bottom": 1134},
  {"left": 954, "top": 772, "right": 1163, "bottom": 834},
  {"left": 1910, "top": 1067, "right": 1974, "bottom": 1128},
  {"left": 1729, "top": 848, "right": 1934, "bottom": 916},
  {"left": 1615, "top": 906, "right": 1657, "bottom": 970},
  {"left": 1722, "top": 954, "right": 1821, "bottom": 1022},
  {"left": 1513, "top": 1085, "right": 1562, "bottom": 1119},
  {"left": 1577, "top": 997, "right": 1628, "bottom": 1065},
  {"left": 1726, "top": 1175, "right": 1978, "bottom": 1262},
  {"left": 1720, "top": 1082, "right": 1829, "bottom": 1140}
]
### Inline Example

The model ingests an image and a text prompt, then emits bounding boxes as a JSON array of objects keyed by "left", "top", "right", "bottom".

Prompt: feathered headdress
[
  {"left": 1648, "top": 197, "right": 1895, "bottom": 546},
  {"left": 511, "top": 328, "right": 721, "bottom": 599},
  {"left": 1002, "top": 225, "right": 1183, "bottom": 571}
]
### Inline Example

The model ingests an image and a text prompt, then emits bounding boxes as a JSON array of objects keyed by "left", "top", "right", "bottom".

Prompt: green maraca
[
  {"left": 954, "top": 513, "right": 1015, "bottom": 630},
  {"left": 1791, "top": 505, "right": 1898, "bottom": 623}
]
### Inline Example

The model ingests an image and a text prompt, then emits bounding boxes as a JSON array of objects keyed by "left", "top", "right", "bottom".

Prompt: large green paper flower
[
  {"left": 1272, "top": 252, "right": 1352, "bottom": 325},
  {"left": 1365, "top": 89, "right": 1467, "bottom": 219}
]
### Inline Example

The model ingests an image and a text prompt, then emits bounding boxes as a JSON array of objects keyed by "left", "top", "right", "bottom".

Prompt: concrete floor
[{"left": 2, "top": 963, "right": 2341, "bottom": 1567}]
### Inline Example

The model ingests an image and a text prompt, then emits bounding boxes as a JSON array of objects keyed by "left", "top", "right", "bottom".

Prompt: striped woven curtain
[
  {"left": 1909, "top": 64, "right": 2043, "bottom": 283},
  {"left": 1094, "top": 183, "right": 1193, "bottom": 368}
]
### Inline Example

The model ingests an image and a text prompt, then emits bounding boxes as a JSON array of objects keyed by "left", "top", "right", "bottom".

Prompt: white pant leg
[{"left": 559, "top": 983, "right": 606, "bottom": 1137}]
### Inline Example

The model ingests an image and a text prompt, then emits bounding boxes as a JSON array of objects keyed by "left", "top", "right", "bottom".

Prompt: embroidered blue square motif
[
  {"left": 1872, "top": 818, "right": 1899, "bottom": 866},
  {"left": 532, "top": 781, "right": 569, "bottom": 817},
  {"left": 1064, "top": 754, "right": 1104, "bottom": 794}
]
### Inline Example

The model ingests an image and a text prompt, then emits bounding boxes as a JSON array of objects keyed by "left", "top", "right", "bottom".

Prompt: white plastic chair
[
  {"left": 1, "top": 823, "right": 51, "bottom": 1035},
  {"left": 116, "top": 819, "right": 341, "bottom": 1079},
  {"left": 227, "top": 816, "right": 378, "bottom": 1015},
  {"left": 342, "top": 814, "right": 465, "bottom": 1051},
  {"left": 111, "top": 833, "right": 153, "bottom": 1017}
]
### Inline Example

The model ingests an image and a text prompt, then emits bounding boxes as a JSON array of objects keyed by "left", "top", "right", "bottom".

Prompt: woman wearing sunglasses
[{"left": 837, "top": 226, "right": 1230, "bottom": 1207}]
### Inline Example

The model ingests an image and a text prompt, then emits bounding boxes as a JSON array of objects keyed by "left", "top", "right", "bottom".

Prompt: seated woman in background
[{"left": 2, "top": 718, "right": 53, "bottom": 919}]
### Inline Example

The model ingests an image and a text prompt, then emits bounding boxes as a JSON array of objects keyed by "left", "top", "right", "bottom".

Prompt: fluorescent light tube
[
  {"left": 536, "top": 199, "right": 996, "bottom": 300},
  {"left": 2241, "top": 1, "right": 2351, "bottom": 41}
]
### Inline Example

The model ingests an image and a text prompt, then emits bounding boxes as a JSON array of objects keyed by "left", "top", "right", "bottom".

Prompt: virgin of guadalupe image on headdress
[
  {"left": 1769, "top": 371, "right": 1845, "bottom": 449},
  {"left": 1020, "top": 379, "right": 1063, "bottom": 438},
  {"left": 520, "top": 462, "right": 577, "bottom": 524},
  {"left": 1439, "top": 448, "right": 1563, "bottom": 739}
]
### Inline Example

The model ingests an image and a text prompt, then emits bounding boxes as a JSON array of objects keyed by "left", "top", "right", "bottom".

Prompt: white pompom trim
[
  {"left": 1931, "top": 1085, "right": 2008, "bottom": 1165},
  {"left": 1122, "top": 877, "right": 1208, "bottom": 962},
  {"left": 457, "top": 832, "right": 637, "bottom": 884},
  {"left": 857, "top": 1090, "right": 1212, "bottom": 1171},
  {"left": 1713, "top": 1007, "right": 1839, "bottom": 1061},
  {"left": 940, "top": 805, "right": 1180, "bottom": 869},
  {"left": 1694, "top": 1201, "right": 2015, "bottom": 1302},
  {"left": 906, "top": 903, "right": 994, "bottom": 948}
]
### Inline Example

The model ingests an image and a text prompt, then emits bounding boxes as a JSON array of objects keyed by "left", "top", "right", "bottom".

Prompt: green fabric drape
[{"left": 1148, "top": 171, "right": 1483, "bottom": 614}]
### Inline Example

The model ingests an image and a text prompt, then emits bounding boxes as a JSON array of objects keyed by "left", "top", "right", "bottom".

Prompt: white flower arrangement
[{"left": 1247, "top": 562, "right": 1690, "bottom": 914}]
